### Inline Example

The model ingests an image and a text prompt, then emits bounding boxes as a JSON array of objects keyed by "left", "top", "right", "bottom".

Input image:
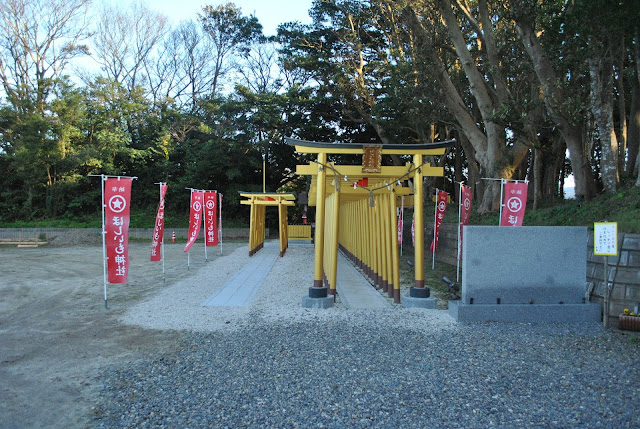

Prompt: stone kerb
[{"left": 449, "top": 226, "right": 600, "bottom": 323}]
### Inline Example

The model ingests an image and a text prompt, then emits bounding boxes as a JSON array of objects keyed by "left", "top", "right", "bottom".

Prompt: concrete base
[
  {"left": 302, "top": 296, "right": 334, "bottom": 309},
  {"left": 402, "top": 296, "right": 437, "bottom": 309},
  {"left": 448, "top": 300, "right": 601, "bottom": 324}
]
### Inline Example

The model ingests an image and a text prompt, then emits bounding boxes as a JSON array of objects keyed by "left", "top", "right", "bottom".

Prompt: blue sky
[{"left": 106, "top": 0, "right": 314, "bottom": 35}]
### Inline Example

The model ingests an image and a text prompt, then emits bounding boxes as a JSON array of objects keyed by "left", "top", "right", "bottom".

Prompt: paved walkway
[
  {"left": 335, "top": 252, "right": 391, "bottom": 309},
  {"left": 201, "top": 242, "right": 279, "bottom": 307},
  {"left": 201, "top": 241, "right": 390, "bottom": 309}
]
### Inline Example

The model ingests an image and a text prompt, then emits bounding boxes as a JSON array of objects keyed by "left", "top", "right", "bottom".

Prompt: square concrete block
[
  {"left": 461, "top": 226, "right": 588, "bottom": 305},
  {"left": 301, "top": 296, "right": 334, "bottom": 309},
  {"left": 402, "top": 296, "right": 437, "bottom": 309}
]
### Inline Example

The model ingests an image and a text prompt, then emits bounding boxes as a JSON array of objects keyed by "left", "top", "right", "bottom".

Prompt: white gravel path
[{"left": 120, "top": 241, "right": 457, "bottom": 333}]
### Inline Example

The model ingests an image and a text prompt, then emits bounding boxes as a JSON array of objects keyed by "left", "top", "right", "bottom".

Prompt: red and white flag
[
  {"left": 397, "top": 197, "right": 404, "bottom": 245},
  {"left": 150, "top": 183, "right": 167, "bottom": 261},
  {"left": 204, "top": 191, "right": 218, "bottom": 246},
  {"left": 184, "top": 191, "right": 204, "bottom": 253},
  {"left": 105, "top": 177, "right": 132, "bottom": 283},
  {"left": 458, "top": 184, "right": 472, "bottom": 260},
  {"left": 430, "top": 190, "right": 448, "bottom": 253},
  {"left": 500, "top": 181, "right": 527, "bottom": 226}
]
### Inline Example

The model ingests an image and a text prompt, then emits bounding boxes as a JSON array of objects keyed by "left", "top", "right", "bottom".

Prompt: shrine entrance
[
  {"left": 287, "top": 138, "right": 453, "bottom": 304},
  {"left": 239, "top": 192, "right": 296, "bottom": 257}
]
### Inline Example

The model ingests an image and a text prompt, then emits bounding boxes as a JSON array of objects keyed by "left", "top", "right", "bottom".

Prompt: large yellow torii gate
[{"left": 287, "top": 138, "right": 453, "bottom": 304}]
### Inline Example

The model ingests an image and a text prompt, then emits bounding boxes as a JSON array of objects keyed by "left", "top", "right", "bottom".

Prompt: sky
[{"left": 100, "top": 0, "right": 315, "bottom": 35}]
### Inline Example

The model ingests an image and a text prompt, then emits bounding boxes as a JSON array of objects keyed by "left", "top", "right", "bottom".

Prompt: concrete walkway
[
  {"left": 201, "top": 241, "right": 390, "bottom": 309},
  {"left": 201, "top": 242, "right": 279, "bottom": 307},
  {"left": 336, "top": 252, "right": 391, "bottom": 309}
]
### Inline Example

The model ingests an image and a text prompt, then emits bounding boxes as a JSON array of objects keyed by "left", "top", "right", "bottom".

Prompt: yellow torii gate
[
  {"left": 239, "top": 192, "right": 296, "bottom": 257},
  {"left": 287, "top": 138, "right": 453, "bottom": 304}
]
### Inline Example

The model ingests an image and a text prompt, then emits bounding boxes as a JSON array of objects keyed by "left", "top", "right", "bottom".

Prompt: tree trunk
[
  {"left": 515, "top": 19, "right": 597, "bottom": 199},
  {"left": 404, "top": 3, "right": 529, "bottom": 213},
  {"left": 589, "top": 50, "right": 619, "bottom": 192},
  {"left": 616, "top": 37, "right": 627, "bottom": 175},
  {"left": 628, "top": 79, "right": 640, "bottom": 176}
]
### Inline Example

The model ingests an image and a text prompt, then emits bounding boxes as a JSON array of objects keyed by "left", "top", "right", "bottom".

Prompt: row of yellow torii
[{"left": 240, "top": 138, "right": 453, "bottom": 304}]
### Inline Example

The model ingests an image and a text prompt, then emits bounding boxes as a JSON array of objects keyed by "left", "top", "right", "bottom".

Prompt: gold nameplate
[{"left": 362, "top": 145, "right": 382, "bottom": 173}]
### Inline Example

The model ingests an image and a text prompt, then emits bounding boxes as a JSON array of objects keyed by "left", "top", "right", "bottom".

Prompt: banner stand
[
  {"left": 219, "top": 193, "right": 223, "bottom": 256},
  {"left": 90, "top": 174, "right": 137, "bottom": 309},
  {"left": 457, "top": 183, "right": 462, "bottom": 282},
  {"left": 100, "top": 176, "right": 107, "bottom": 308},
  {"left": 203, "top": 205, "right": 208, "bottom": 262},
  {"left": 432, "top": 188, "right": 438, "bottom": 270}
]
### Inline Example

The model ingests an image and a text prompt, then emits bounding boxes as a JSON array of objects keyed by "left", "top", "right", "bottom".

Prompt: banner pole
[
  {"left": 432, "top": 188, "right": 438, "bottom": 270},
  {"left": 160, "top": 183, "right": 166, "bottom": 282},
  {"left": 400, "top": 196, "right": 404, "bottom": 257},
  {"left": 203, "top": 194, "right": 208, "bottom": 262},
  {"left": 219, "top": 193, "right": 223, "bottom": 255},
  {"left": 188, "top": 189, "right": 192, "bottom": 270},
  {"left": 498, "top": 179, "right": 505, "bottom": 226},
  {"left": 100, "top": 175, "right": 108, "bottom": 309},
  {"left": 457, "top": 182, "right": 462, "bottom": 282}
]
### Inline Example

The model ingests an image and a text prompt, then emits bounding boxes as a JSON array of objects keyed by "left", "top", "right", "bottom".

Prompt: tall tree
[
  {"left": 199, "top": 3, "right": 263, "bottom": 98},
  {"left": 400, "top": 0, "right": 531, "bottom": 211}
]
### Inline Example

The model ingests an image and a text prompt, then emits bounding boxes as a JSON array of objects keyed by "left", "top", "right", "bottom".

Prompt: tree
[
  {"left": 0, "top": 0, "right": 91, "bottom": 219},
  {"left": 399, "top": 0, "right": 531, "bottom": 211},
  {"left": 92, "top": 1, "right": 169, "bottom": 95},
  {"left": 0, "top": 0, "right": 91, "bottom": 113},
  {"left": 199, "top": 3, "right": 263, "bottom": 98}
]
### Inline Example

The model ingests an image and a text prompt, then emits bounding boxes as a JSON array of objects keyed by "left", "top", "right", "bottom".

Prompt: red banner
[
  {"left": 430, "top": 190, "right": 448, "bottom": 252},
  {"left": 150, "top": 184, "right": 167, "bottom": 261},
  {"left": 397, "top": 197, "right": 404, "bottom": 245},
  {"left": 105, "top": 178, "right": 132, "bottom": 283},
  {"left": 500, "top": 181, "right": 528, "bottom": 226},
  {"left": 458, "top": 184, "right": 472, "bottom": 260},
  {"left": 184, "top": 191, "right": 203, "bottom": 253},
  {"left": 204, "top": 191, "right": 218, "bottom": 246}
]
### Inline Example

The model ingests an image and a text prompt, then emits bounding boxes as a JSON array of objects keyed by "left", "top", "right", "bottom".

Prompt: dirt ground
[{"left": 0, "top": 235, "right": 242, "bottom": 429}]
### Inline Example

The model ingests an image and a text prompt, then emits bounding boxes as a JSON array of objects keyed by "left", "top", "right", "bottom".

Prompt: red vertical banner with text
[
  {"left": 458, "top": 185, "right": 472, "bottom": 260},
  {"left": 184, "top": 191, "right": 204, "bottom": 253},
  {"left": 500, "top": 182, "right": 527, "bottom": 226},
  {"left": 105, "top": 178, "right": 132, "bottom": 283},
  {"left": 430, "top": 191, "right": 448, "bottom": 252},
  {"left": 150, "top": 184, "right": 168, "bottom": 261},
  {"left": 204, "top": 191, "right": 218, "bottom": 246}
]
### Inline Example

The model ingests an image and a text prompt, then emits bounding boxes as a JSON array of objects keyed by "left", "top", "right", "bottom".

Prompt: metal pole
[
  {"left": 160, "top": 183, "right": 166, "bottom": 282},
  {"left": 457, "top": 182, "right": 462, "bottom": 282},
  {"left": 100, "top": 175, "right": 108, "bottom": 309},
  {"left": 187, "top": 188, "right": 192, "bottom": 270},
  {"left": 219, "top": 193, "right": 223, "bottom": 255},
  {"left": 262, "top": 153, "right": 266, "bottom": 193},
  {"left": 603, "top": 255, "right": 610, "bottom": 328},
  {"left": 498, "top": 179, "right": 505, "bottom": 226},
  {"left": 432, "top": 188, "right": 438, "bottom": 270},
  {"left": 400, "top": 196, "right": 404, "bottom": 257},
  {"left": 203, "top": 196, "right": 208, "bottom": 262}
]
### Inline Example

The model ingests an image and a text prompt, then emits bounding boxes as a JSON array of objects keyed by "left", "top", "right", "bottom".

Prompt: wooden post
[
  {"left": 413, "top": 154, "right": 425, "bottom": 288},
  {"left": 313, "top": 153, "right": 327, "bottom": 290},
  {"left": 330, "top": 189, "right": 340, "bottom": 295}
]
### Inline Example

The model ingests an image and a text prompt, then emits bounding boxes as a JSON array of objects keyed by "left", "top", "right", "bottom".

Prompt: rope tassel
[{"left": 369, "top": 191, "right": 375, "bottom": 207}]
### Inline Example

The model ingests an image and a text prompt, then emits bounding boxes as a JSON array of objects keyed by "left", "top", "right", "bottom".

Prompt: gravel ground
[{"left": 95, "top": 243, "right": 640, "bottom": 428}]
